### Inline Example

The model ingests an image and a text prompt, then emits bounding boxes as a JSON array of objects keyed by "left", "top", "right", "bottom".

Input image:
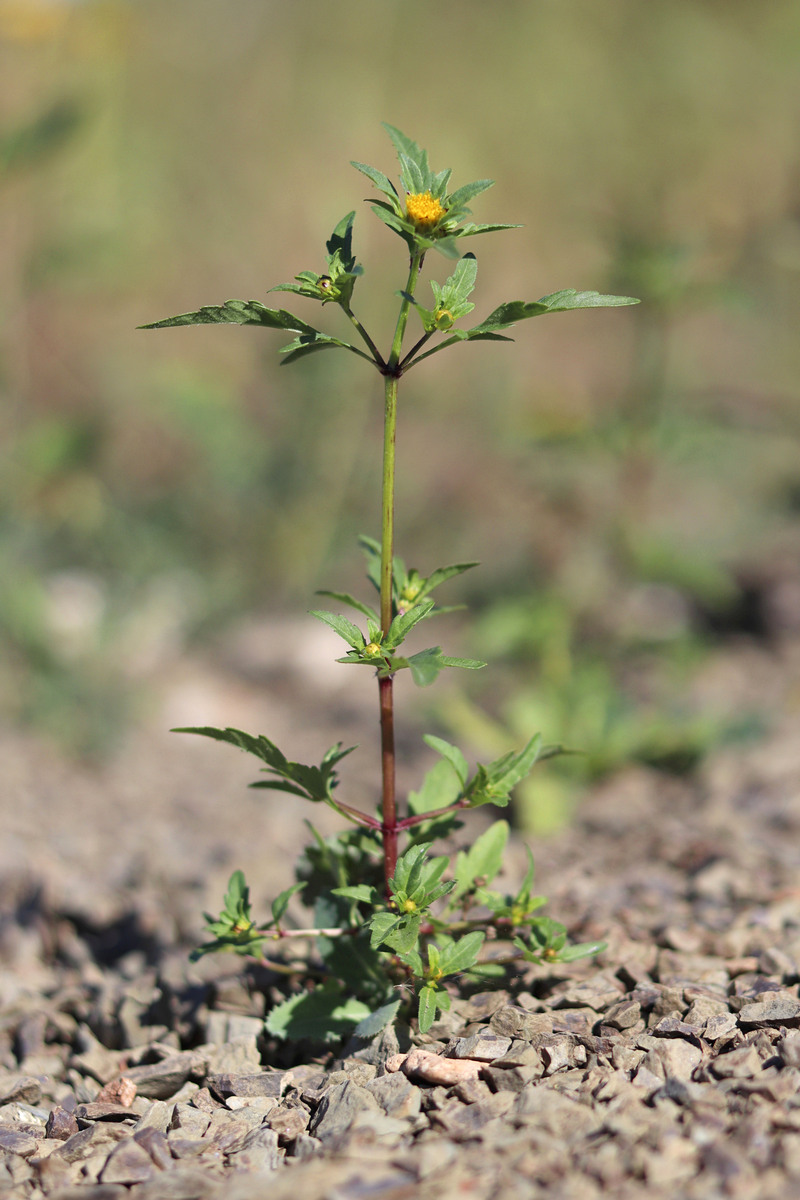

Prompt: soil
[{"left": 2, "top": 617, "right": 800, "bottom": 1200}]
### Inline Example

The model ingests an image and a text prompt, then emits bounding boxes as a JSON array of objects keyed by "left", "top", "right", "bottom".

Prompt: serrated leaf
[
  {"left": 408, "top": 758, "right": 461, "bottom": 816},
  {"left": 271, "top": 882, "right": 306, "bottom": 925},
  {"left": 402, "top": 556, "right": 479, "bottom": 600},
  {"left": 309, "top": 609, "right": 365, "bottom": 651},
  {"left": 368, "top": 911, "right": 401, "bottom": 949},
  {"left": 331, "top": 884, "right": 377, "bottom": 904},
  {"left": 471, "top": 290, "right": 639, "bottom": 335},
  {"left": 439, "top": 930, "right": 485, "bottom": 975},
  {"left": 446, "top": 179, "right": 495, "bottom": 210},
  {"left": 265, "top": 983, "right": 371, "bottom": 1043},
  {"left": 452, "top": 820, "right": 509, "bottom": 899},
  {"left": 422, "top": 735, "right": 469, "bottom": 788},
  {"left": 416, "top": 985, "right": 439, "bottom": 1035},
  {"left": 491, "top": 734, "right": 543, "bottom": 791},
  {"left": 315, "top": 590, "right": 379, "bottom": 623},
  {"left": 223, "top": 869, "right": 248, "bottom": 913},
  {"left": 326, "top": 210, "right": 357, "bottom": 267},
  {"left": 440, "top": 655, "right": 486, "bottom": 671},
  {"left": 381, "top": 913, "right": 422, "bottom": 955},
  {"left": 279, "top": 332, "right": 361, "bottom": 366},
  {"left": 387, "top": 598, "right": 435, "bottom": 646},
  {"left": 456, "top": 222, "right": 522, "bottom": 237},
  {"left": 140, "top": 300, "right": 320, "bottom": 333},
  {"left": 353, "top": 998, "right": 402, "bottom": 1038},
  {"left": 351, "top": 160, "right": 398, "bottom": 201}
]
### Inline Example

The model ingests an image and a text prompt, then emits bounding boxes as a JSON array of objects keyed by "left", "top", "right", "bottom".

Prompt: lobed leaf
[{"left": 140, "top": 300, "right": 319, "bottom": 333}]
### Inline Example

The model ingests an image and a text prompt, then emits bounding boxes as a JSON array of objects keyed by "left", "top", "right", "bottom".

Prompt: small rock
[
  {"left": 226, "top": 1125, "right": 280, "bottom": 1174},
  {"left": 603, "top": 1000, "right": 643, "bottom": 1031},
  {"left": 45, "top": 1106, "right": 79, "bottom": 1141},
  {"left": 308, "top": 1080, "right": 381, "bottom": 1143},
  {"left": 365, "top": 1071, "right": 421, "bottom": 1119},
  {"left": 481, "top": 1063, "right": 540, "bottom": 1093},
  {"left": 289, "top": 1132, "right": 323, "bottom": 1161},
  {"left": 709, "top": 1044, "right": 763, "bottom": 1079},
  {"left": 169, "top": 1102, "right": 211, "bottom": 1138},
  {"left": 131, "top": 1100, "right": 171, "bottom": 1134},
  {"left": 266, "top": 1104, "right": 309, "bottom": 1142},
  {"left": 0, "top": 1126, "right": 40, "bottom": 1156},
  {"left": 551, "top": 974, "right": 624, "bottom": 1011},
  {"left": 208, "top": 1071, "right": 285, "bottom": 1101},
  {"left": 56, "top": 1122, "right": 130, "bottom": 1165},
  {"left": 100, "top": 1137, "right": 160, "bottom": 1184},
  {"left": 489, "top": 1006, "right": 555, "bottom": 1040},
  {"left": 77, "top": 1102, "right": 136, "bottom": 1123},
  {"left": 705, "top": 1013, "right": 738, "bottom": 1041},
  {"left": 448, "top": 1031, "right": 512, "bottom": 1062},
  {"left": 738, "top": 998, "right": 800, "bottom": 1028},
  {"left": 96, "top": 1078, "right": 137, "bottom": 1106},
  {"left": 642, "top": 1038, "right": 703, "bottom": 1082},
  {"left": 122, "top": 1052, "right": 202, "bottom": 1100},
  {"left": 0, "top": 1076, "right": 42, "bottom": 1106},
  {"left": 398, "top": 1048, "right": 481, "bottom": 1085},
  {"left": 133, "top": 1126, "right": 172, "bottom": 1170}
]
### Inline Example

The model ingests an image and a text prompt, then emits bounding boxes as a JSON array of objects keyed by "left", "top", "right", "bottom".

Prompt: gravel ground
[{"left": 2, "top": 622, "right": 800, "bottom": 1199}]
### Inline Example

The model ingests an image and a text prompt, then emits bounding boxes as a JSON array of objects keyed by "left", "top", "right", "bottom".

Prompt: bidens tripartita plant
[{"left": 142, "top": 125, "right": 638, "bottom": 1041}]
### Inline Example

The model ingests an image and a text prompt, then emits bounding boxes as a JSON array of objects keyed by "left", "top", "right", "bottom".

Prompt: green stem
[
  {"left": 341, "top": 303, "right": 386, "bottom": 370},
  {"left": 378, "top": 249, "right": 425, "bottom": 893}
]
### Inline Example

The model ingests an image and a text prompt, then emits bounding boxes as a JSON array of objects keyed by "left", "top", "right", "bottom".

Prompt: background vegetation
[{"left": 2, "top": 0, "right": 799, "bottom": 824}]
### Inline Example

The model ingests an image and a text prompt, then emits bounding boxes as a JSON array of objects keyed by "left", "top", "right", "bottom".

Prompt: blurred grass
[{"left": 1, "top": 0, "right": 800, "bottom": 774}]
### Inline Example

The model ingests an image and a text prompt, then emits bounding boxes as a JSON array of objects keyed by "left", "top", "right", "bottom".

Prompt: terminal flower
[{"left": 352, "top": 124, "right": 519, "bottom": 257}]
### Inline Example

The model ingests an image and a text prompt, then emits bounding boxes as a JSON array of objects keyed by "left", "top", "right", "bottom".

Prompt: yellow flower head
[{"left": 405, "top": 191, "right": 446, "bottom": 230}]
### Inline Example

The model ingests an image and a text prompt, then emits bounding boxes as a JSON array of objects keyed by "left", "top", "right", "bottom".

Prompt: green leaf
[
  {"left": 392, "top": 843, "right": 429, "bottom": 896},
  {"left": 309, "top": 609, "right": 365, "bottom": 651},
  {"left": 279, "top": 332, "right": 364, "bottom": 366},
  {"left": 315, "top": 591, "right": 379, "bottom": 623},
  {"left": 387, "top": 599, "right": 436, "bottom": 647},
  {"left": 416, "top": 986, "right": 440, "bottom": 1035},
  {"left": 351, "top": 160, "right": 398, "bottom": 202},
  {"left": 223, "top": 869, "right": 248, "bottom": 914},
  {"left": 441, "top": 655, "right": 486, "bottom": 671},
  {"left": 353, "top": 999, "right": 402, "bottom": 1038},
  {"left": 372, "top": 912, "right": 422, "bottom": 955},
  {"left": 452, "top": 820, "right": 509, "bottom": 899},
  {"left": 439, "top": 931, "right": 485, "bottom": 975},
  {"left": 470, "top": 290, "right": 640, "bottom": 335},
  {"left": 402, "top": 647, "right": 485, "bottom": 688},
  {"left": 446, "top": 179, "right": 495, "bottom": 210},
  {"left": 491, "top": 734, "right": 543, "bottom": 792},
  {"left": 408, "top": 757, "right": 461, "bottom": 815},
  {"left": 140, "top": 300, "right": 321, "bottom": 332},
  {"left": 368, "top": 911, "right": 402, "bottom": 950},
  {"left": 265, "top": 982, "right": 371, "bottom": 1043},
  {"left": 422, "top": 735, "right": 469, "bottom": 788},
  {"left": 326, "top": 210, "right": 358, "bottom": 269},
  {"left": 173, "top": 726, "right": 355, "bottom": 805},
  {"left": 554, "top": 940, "right": 607, "bottom": 963},
  {"left": 331, "top": 884, "right": 377, "bottom": 904},
  {"left": 271, "top": 882, "right": 306, "bottom": 925}
]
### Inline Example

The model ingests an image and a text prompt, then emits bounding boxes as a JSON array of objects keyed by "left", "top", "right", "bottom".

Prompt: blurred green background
[{"left": 2, "top": 0, "right": 800, "bottom": 825}]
